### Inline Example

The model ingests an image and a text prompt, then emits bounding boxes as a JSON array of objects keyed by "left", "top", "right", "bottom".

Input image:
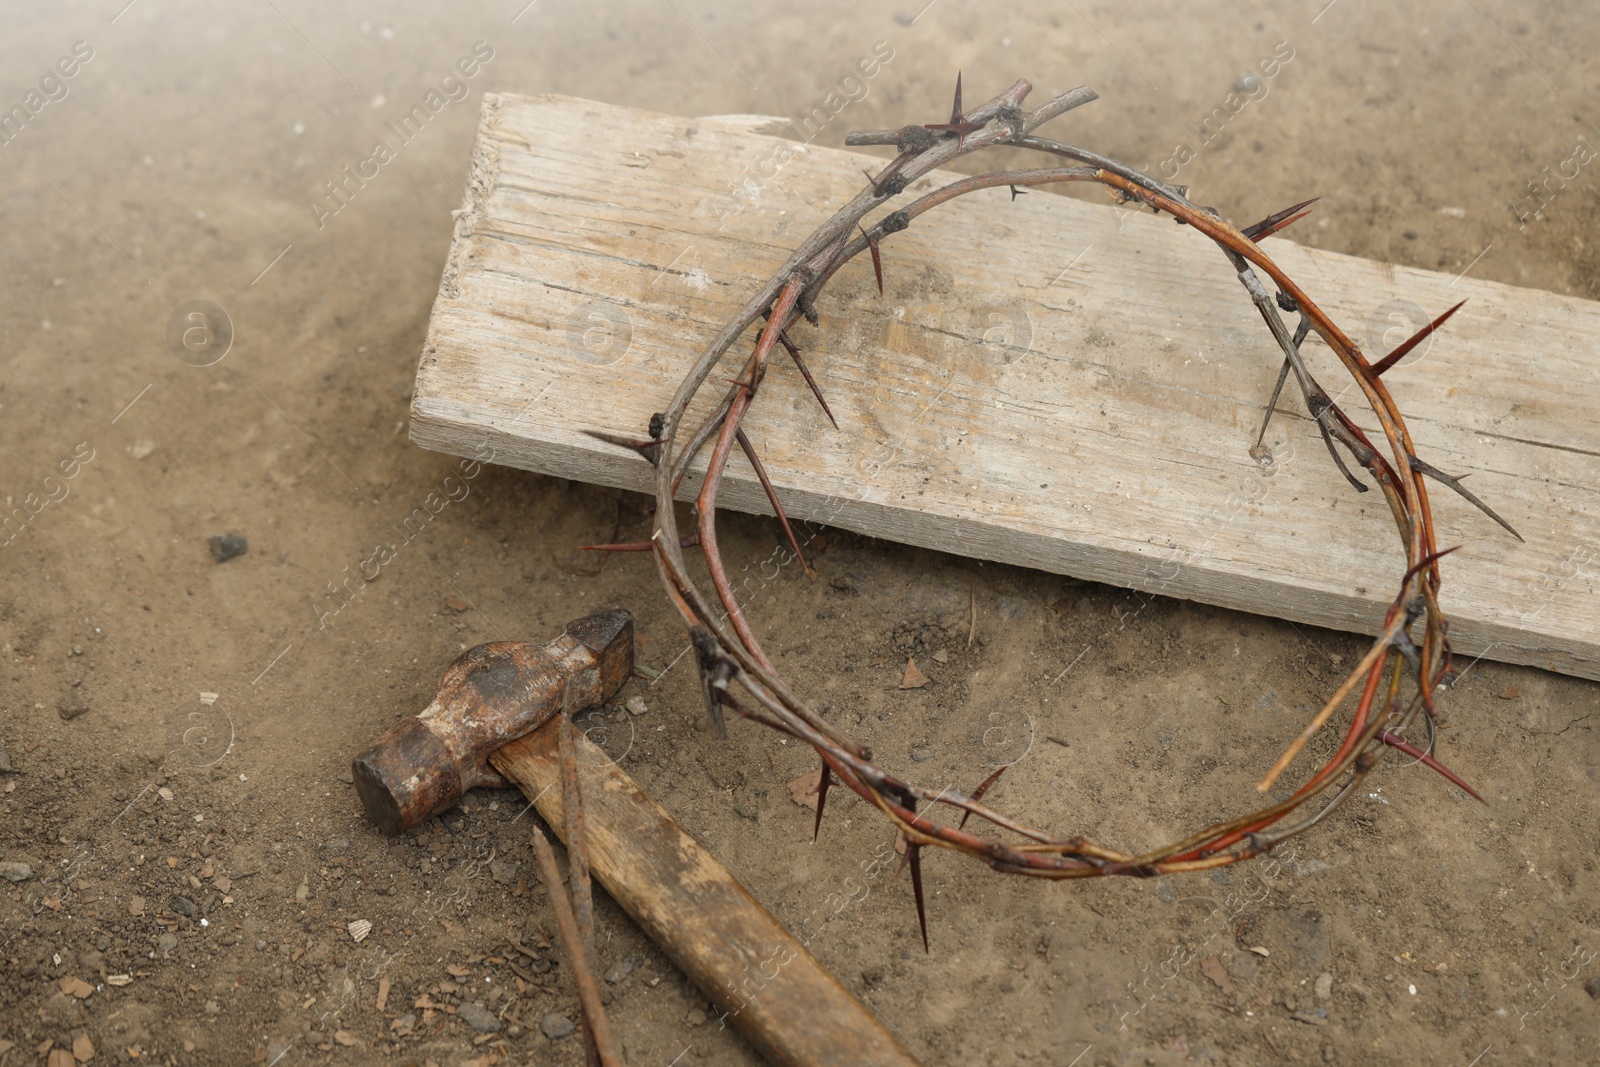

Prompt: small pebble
[
  {"left": 59, "top": 692, "right": 89, "bottom": 721},
  {"left": 0, "top": 745, "right": 11, "bottom": 773},
  {"left": 1315, "top": 973, "right": 1333, "bottom": 1000},
  {"left": 0, "top": 861, "right": 33, "bottom": 882},
  {"left": 625, "top": 695, "right": 648, "bottom": 716},
  {"left": 604, "top": 958, "right": 635, "bottom": 984},
  {"left": 490, "top": 859, "right": 521, "bottom": 885},
  {"left": 540, "top": 1013, "right": 575, "bottom": 1040},
  {"left": 457, "top": 1000, "right": 500, "bottom": 1033},
  {"left": 209, "top": 534, "right": 248, "bottom": 563},
  {"left": 170, "top": 895, "right": 196, "bottom": 917},
  {"left": 157, "top": 933, "right": 178, "bottom": 952}
]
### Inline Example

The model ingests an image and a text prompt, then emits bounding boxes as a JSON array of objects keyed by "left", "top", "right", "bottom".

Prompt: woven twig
[{"left": 591, "top": 75, "right": 1513, "bottom": 947}]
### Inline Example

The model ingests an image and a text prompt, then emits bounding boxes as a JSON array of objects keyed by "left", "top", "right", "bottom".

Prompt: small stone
[
  {"left": 931, "top": 649, "right": 950, "bottom": 664},
  {"left": 156, "top": 933, "right": 178, "bottom": 953},
  {"left": 0, "top": 745, "right": 11, "bottom": 773},
  {"left": 1585, "top": 975, "right": 1600, "bottom": 999},
  {"left": 1315, "top": 973, "right": 1333, "bottom": 1000},
  {"left": 209, "top": 534, "right": 248, "bottom": 563},
  {"left": 909, "top": 745, "right": 933, "bottom": 763},
  {"left": 0, "top": 861, "right": 32, "bottom": 882},
  {"left": 540, "top": 1013, "right": 575, "bottom": 1040},
  {"left": 490, "top": 860, "right": 520, "bottom": 885},
  {"left": 59, "top": 692, "right": 89, "bottom": 721},
  {"left": 169, "top": 895, "right": 196, "bottom": 917},
  {"left": 79, "top": 950, "right": 105, "bottom": 974},
  {"left": 390, "top": 1013, "right": 416, "bottom": 1034},
  {"left": 604, "top": 958, "right": 635, "bottom": 984},
  {"left": 686, "top": 1009, "right": 708, "bottom": 1027},
  {"left": 457, "top": 1000, "right": 500, "bottom": 1033},
  {"left": 204, "top": 999, "right": 220, "bottom": 1015},
  {"left": 444, "top": 595, "right": 469, "bottom": 613},
  {"left": 995, "top": 596, "right": 1032, "bottom": 620},
  {"left": 255, "top": 940, "right": 267, "bottom": 951},
  {"left": 625, "top": 695, "right": 648, "bottom": 716},
  {"left": 323, "top": 836, "right": 350, "bottom": 852}
]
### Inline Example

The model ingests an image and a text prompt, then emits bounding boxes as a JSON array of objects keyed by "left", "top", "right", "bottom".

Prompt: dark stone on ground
[{"left": 209, "top": 534, "right": 248, "bottom": 563}]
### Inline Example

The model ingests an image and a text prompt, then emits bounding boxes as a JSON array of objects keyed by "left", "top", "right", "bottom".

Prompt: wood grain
[
  {"left": 491, "top": 724, "right": 922, "bottom": 1067},
  {"left": 413, "top": 93, "right": 1600, "bottom": 680}
]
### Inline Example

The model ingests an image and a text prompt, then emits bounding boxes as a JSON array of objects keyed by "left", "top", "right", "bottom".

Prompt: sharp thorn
[
  {"left": 1402, "top": 544, "right": 1461, "bottom": 585},
  {"left": 735, "top": 428, "right": 810, "bottom": 573},
  {"left": 1378, "top": 729, "right": 1486, "bottom": 803},
  {"left": 1254, "top": 359, "right": 1292, "bottom": 450},
  {"left": 1371, "top": 300, "right": 1467, "bottom": 377},
  {"left": 957, "top": 765, "right": 1008, "bottom": 830},
  {"left": 907, "top": 840, "right": 930, "bottom": 953},
  {"left": 812, "top": 763, "right": 833, "bottom": 843},
  {"left": 1242, "top": 197, "right": 1320, "bottom": 241},
  {"left": 1315, "top": 417, "right": 1369, "bottom": 493},
  {"left": 1407, "top": 452, "right": 1523, "bottom": 541},
  {"left": 582, "top": 429, "right": 662, "bottom": 467},
  {"left": 778, "top": 330, "right": 839, "bottom": 429},
  {"left": 859, "top": 223, "right": 885, "bottom": 297},
  {"left": 1009, "top": 184, "right": 1026, "bottom": 201},
  {"left": 951, "top": 71, "right": 963, "bottom": 125}
]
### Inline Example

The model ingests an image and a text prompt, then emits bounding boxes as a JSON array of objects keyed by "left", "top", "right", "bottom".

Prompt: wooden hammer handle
[{"left": 491, "top": 726, "right": 922, "bottom": 1067}]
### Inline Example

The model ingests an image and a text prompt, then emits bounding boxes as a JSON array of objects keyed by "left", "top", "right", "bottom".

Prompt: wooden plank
[
  {"left": 413, "top": 93, "right": 1600, "bottom": 681},
  {"left": 490, "top": 723, "right": 923, "bottom": 1067}
]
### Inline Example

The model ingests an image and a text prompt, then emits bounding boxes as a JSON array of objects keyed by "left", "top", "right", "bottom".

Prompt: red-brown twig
[
  {"left": 585, "top": 74, "right": 1514, "bottom": 948},
  {"left": 529, "top": 827, "right": 621, "bottom": 1067}
]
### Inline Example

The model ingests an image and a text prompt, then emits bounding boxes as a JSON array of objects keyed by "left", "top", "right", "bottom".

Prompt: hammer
[{"left": 352, "top": 611, "right": 921, "bottom": 1067}]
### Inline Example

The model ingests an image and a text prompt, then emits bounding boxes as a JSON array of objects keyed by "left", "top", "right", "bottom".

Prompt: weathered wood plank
[{"left": 413, "top": 93, "right": 1600, "bottom": 680}]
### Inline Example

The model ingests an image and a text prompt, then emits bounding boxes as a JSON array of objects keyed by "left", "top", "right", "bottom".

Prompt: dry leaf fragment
[
  {"left": 74, "top": 1033, "right": 96, "bottom": 1061},
  {"left": 106, "top": 975, "right": 133, "bottom": 987},
  {"left": 786, "top": 770, "right": 822, "bottom": 812},
  {"left": 59, "top": 976, "right": 94, "bottom": 999},
  {"left": 899, "top": 657, "right": 929, "bottom": 689},
  {"left": 1200, "top": 955, "right": 1234, "bottom": 993},
  {"left": 446, "top": 963, "right": 473, "bottom": 977},
  {"left": 376, "top": 974, "right": 391, "bottom": 1013},
  {"left": 1496, "top": 687, "right": 1521, "bottom": 699},
  {"left": 333, "top": 1031, "right": 358, "bottom": 1047}
]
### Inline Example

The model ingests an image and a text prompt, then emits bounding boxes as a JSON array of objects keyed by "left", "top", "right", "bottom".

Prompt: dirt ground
[{"left": 3, "top": 1, "right": 1598, "bottom": 1065}]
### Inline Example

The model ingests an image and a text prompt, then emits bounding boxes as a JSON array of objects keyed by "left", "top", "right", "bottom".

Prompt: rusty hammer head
[{"left": 352, "top": 610, "right": 632, "bottom": 834}]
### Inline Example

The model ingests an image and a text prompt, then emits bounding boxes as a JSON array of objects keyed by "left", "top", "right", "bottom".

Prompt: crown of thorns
[{"left": 588, "top": 75, "right": 1515, "bottom": 950}]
